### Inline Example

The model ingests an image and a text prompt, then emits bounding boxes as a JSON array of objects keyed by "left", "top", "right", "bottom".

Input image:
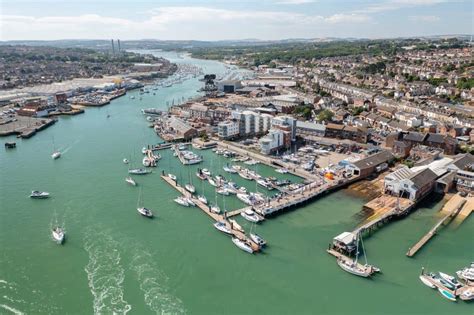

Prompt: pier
[
  {"left": 406, "top": 194, "right": 466, "bottom": 257},
  {"left": 160, "top": 174, "right": 260, "bottom": 252}
]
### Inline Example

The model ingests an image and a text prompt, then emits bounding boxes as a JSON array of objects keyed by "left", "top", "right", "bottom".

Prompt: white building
[
  {"left": 271, "top": 115, "right": 297, "bottom": 141},
  {"left": 259, "top": 129, "right": 284, "bottom": 155},
  {"left": 217, "top": 120, "right": 240, "bottom": 139}
]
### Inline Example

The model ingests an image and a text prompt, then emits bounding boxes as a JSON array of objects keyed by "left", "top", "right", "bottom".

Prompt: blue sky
[{"left": 0, "top": 0, "right": 471, "bottom": 40}]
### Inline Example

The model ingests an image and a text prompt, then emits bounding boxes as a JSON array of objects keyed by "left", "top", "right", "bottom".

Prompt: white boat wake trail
[
  {"left": 130, "top": 250, "right": 186, "bottom": 315},
  {"left": 84, "top": 231, "right": 132, "bottom": 314}
]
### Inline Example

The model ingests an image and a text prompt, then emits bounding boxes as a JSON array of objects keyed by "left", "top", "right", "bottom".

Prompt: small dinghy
[
  {"left": 232, "top": 238, "right": 254, "bottom": 254},
  {"left": 125, "top": 177, "right": 137, "bottom": 186},
  {"left": 52, "top": 227, "right": 65, "bottom": 244},
  {"left": 438, "top": 288, "right": 456, "bottom": 302},
  {"left": 123, "top": 158, "right": 129, "bottom": 164},
  {"left": 30, "top": 191, "right": 50, "bottom": 199},
  {"left": 168, "top": 173, "right": 177, "bottom": 181}
]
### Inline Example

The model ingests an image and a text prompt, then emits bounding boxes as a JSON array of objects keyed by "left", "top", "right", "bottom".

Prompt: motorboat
[
  {"left": 210, "top": 205, "right": 221, "bottom": 214},
  {"left": 128, "top": 168, "right": 151, "bottom": 175},
  {"left": 202, "top": 169, "right": 211, "bottom": 176},
  {"left": 456, "top": 267, "right": 474, "bottom": 282},
  {"left": 142, "top": 157, "right": 156, "bottom": 167},
  {"left": 213, "top": 221, "right": 231, "bottom": 234},
  {"left": 137, "top": 207, "right": 153, "bottom": 218},
  {"left": 438, "top": 288, "right": 456, "bottom": 302},
  {"left": 223, "top": 165, "right": 237, "bottom": 174},
  {"left": 185, "top": 184, "right": 196, "bottom": 193},
  {"left": 275, "top": 168, "right": 288, "bottom": 174},
  {"left": 197, "top": 195, "right": 208, "bottom": 204},
  {"left": 238, "top": 170, "right": 253, "bottom": 180},
  {"left": 125, "top": 177, "right": 137, "bottom": 186},
  {"left": 168, "top": 173, "right": 177, "bottom": 181},
  {"left": 30, "top": 191, "right": 50, "bottom": 199},
  {"left": 174, "top": 197, "right": 189, "bottom": 207},
  {"left": 51, "top": 151, "right": 61, "bottom": 160},
  {"left": 419, "top": 274, "right": 436, "bottom": 289},
  {"left": 52, "top": 227, "right": 65, "bottom": 244},
  {"left": 432, "top": 276, "right": 456, "bottom": 290},
  {"left": 216, "top": 188, "right": 229, "bottom": 196},
  {"left": 250, "top": 233, "right": 267, "bottom": 247},
  {"left": 241, "top": 209, "right": 262, "bottom": 223},
  {"left": 438, "top": 272, "right": 462, "bottom": 289},
  {"left": 239, "top": 187, "right": 248, "bottom": 193},
  {"left": 232, "top": 238, "right": 254, "bottom": 254},
  {"left": 257, "top": 179, "right": 274, "bottom": 190},
  {"left": 237, "top": 193, "right": 256, "bottom": 206},
  {"left": 123, "top": 158, "right": 129, "bottom": 164},
  {"left": 459, "top": 289, "right": 474, "bottom": 301}
]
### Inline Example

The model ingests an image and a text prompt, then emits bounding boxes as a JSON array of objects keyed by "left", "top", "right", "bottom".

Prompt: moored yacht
[
  {"left": 213, "top": 221, "right": 231, "bottom": 234},
  {"left": 196, "top": 170, "right": 207, "bottom": 180},
  {"left": 185, "top": 197, "right": 196, "bottom": 206},
  {"left": 208, "top": 177, "right": 218, "bottom": 187},
  {"left": 456, "top": 265, "right": 474, "bottom": 282},
  {"left": 123, "top": 158, "right": 129, "bottom": 164},
  {"left": 337, "top": 258, "right": 374, "bottom": 278},
  {"left": 129, "top": 168, "right": 151, "bottom": 175},
  {"left": 232, "top": 237, "right": 254, "bottom": 254},
  {"left": 210, "top": 205, "right": 221, "bottom": 214},
  {"left": 197, "top": 195, "right": 208, "bottom": 204},
  {"left": 257, "top": 179, "right": 274, "bottom": 190},
  {"left": 223, "top": 165, "right": 237, "bottom": 174},
  {"left": 168, "top": 173, "right": 177, "bottom": 181},
  {"left": 174, "top": 196, "right": 189, "bottom": 207},
  {"left": 52, "top": 227, "right": 65, "bottom": 244},
  {"left": 216, "top": 188, "right": 229, "bottom": 196},
  {"left": 438, "top": 272, "right": 462, "bottom": 289},
  {"left": 275, "top": 168, "right": 288, "bottom": 174},
  {"left": 241, "top": 209, "right": 263, "bottom": 223},
  {"left": 201, "top": 169, "right": 211, "bottom": 176},
  {"left": 30, "top": 191, "right": 50, "bottom": 199},
  {"left": 250, "top": 233, "right": 267, "bottom": 247},
  {"left": 185, "top": 184, "right": 196, "bottom": 193}
]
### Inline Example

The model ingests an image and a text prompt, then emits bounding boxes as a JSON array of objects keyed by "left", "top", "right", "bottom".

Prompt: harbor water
[{"left": 0, "top": 51, "right": 472, "bottom": 314}]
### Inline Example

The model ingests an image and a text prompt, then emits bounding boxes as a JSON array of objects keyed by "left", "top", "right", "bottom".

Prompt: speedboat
[
  {"left": 185, "top": 184, "right": 196, "bottom": 193},
  {"left": 137, "top": 207, "right": 153, "bottom": 218},
  {"left": 241, "top": 209, "right": 262, "bottom": 223},
  {"left": 51, "top": 151, "right": 61, "bottom": 159},
  {"left": 52, "top": 227, "right": 65, "bottom": 244},
  {"left": 232, "top": 238, "right": 254, "bottom": 254},
  {"left": 210, "top": 205, "right": 221, "bottom": 214},
  {"left": 250, "top": 233, "right": 266, "bottom": 247},
  {"left": 30, "top": 191, "right": 50, "bottom": 199},
  {"left": 275, "top": 168, "right": 288, "bottom": 174},
  {"left": 213, "top": 221, "right": 231, "bottom": 234},
  {"left": 432, "top": 276, "right": 456, "bottom": 290},
  {"left": 216, "top": 188, "right": 229, "bottom": 196},
  {"left": 438, "top": 288, "right": 456, "bottom": 302},
  {"left": 174, "top": 197, "right": 189, "bottom": 207},
  {"left": 202, "top": 169, "right": 211, "bottom": 176},
  {"left": 123, "top": 158, "right": 129, "bottom": 164},
  {"left": 168, "top": 173, "right": 177, "bottom": 181},
  {"left": 125, "top": 177, "right": 137, "bottom": 186},
  {"left": 438, "top": 272, "right": 462, "bottom": 289},
  {"left": 128, "top": 168, "right": 151, "bottom": 175},
  {"left": 197, "top": 195, "right": 208, "bottom": 204}
]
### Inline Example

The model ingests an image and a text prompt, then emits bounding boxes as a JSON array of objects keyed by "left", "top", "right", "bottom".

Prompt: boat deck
[{"left": 161, "top": 175, "right": 260, "bottom": 252}]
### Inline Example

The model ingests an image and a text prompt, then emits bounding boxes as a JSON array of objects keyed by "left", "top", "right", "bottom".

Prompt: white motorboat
[
  {"left": 232, "top": 238, "right": 254, "bottom": 254},
  {"left": 223, "top": 165, "right": 237, "bottom": 174},
  {"left": 275, "top": 168, "right": 288, "bottom": 174},
  {"left": 238, "top": 170, "right": 253, "bottom": 180},
  {"left": 419, "top": 275, "right": 436, "bottom": 289},
  {"left": 241, "top": 209, "right": 262, "bottom": 223},
  {"left": 51, "top": 151, "right": 61, "bottom": 160},
  {"left": 174, "top": 197, "right": 189, "bottom": 207},
  {"left": 197, "top": 195, "right": 208, "bottom": 204},
  {"left": 239, "top": 186, "right": 248, "bottom": 193},
  {"left": 216, "top": 188, "right": 229, "bottom": 196},
  {"left": 142, "top": 157, "right": 156, "bottom": 167},
  {"left": 202, "top": 169, "right": 211, "bottom": 176},
  {"left": 257, "top": 179, "right": 274, "bottom": 190},
  {"left": 250, "top": 233, "right": 267, "bottom": 247},
  {"left": 237, "top": 193, "right": 255, "bottom": 206},
  {"left": 168, "top": 173, "right": 177, "bottom": 181},
  {"left": 129, "top": 168, "right": 151, "bottom": 175},
  {"left": 123, "top": 158, "right": 129, "bottom": 164},
  {"left": 213, "top": 221, "right": 231, "bottom": 234},
  {"left": 30, "top": 191, "right": 50, "bottom": 199},
  {"left": 210, "top": 205, "right": 221, "bottom": 214},
  {"left": 438, "top": 272, "right": 462, "bottom": 289},
  {"left": 185, "top": 184, "right": 196, "bottom": 193},
  {"left": 456, "top": 266, "right": 474, "bottom": 282},
  {"left": 125, "top": 177, "right": 137, "bottom": 186},
  {"left": 137, "top": 207, "right": 153, "bottom": 218},
  {"left": 52, "top": 227, "right": 65, "bottom": 244}
]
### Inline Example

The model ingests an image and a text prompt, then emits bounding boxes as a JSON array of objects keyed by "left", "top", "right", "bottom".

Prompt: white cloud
[
  {"left": 409, "top": 15, "right": 440, "bottom": 22},
  {"left": 356, "top": 0, "right": 448, "bottom": 14},
  {"left": 0, "top": 6, "right": 372, "bottom": 40},
  {"left": 275, "top": 0, "right": 316, "bottom": 4}
]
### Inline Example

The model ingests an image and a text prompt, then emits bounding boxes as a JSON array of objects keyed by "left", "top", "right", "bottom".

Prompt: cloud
[
  {"left": 0, "top": 6, "right": 372, "bottom": 40},
  {"left": 409, "top": 15, "right": 440, "bottom": 22},
  {"left": 356, "top": 0, "right": 448, "bottom": 14},
  {"left": 275, "top": 0, "right": 316, "bottom": 4}
]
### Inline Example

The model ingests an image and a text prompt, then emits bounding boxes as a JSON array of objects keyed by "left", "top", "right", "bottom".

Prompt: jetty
[
  {"left": 406, "top": 194, "right": 466, "bottom": 257},
  {"left": 160, "top": 174, "right": 260, "bottom": 252}
]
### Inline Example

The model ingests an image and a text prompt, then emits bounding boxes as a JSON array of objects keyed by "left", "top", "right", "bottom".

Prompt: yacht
[
  {"left": 238, "top": 170, "right": 253, "bottom": 180},
  {"left": 168, "top": 173, "right": 177, "bottom": 181},
  {"left": 197, "top": 195, "right": 208, "bottom": 204},
  {"left": 241, "top": 209, "right": 262, "bottom": 223},
  {"left": 438, "top": 272, "right": 462, "bottom": 289},
  {"left": 30, "top": 191, "right": 50, "bottom": 199},
  {"left": 52, "top": 227, "right": 65, "bottom": 244},
  {"left": 185, "top": 198, "right": 196, "bottom": 207},
  {"left": 51, "top": 151, "right": 61, "bottom": 160},
  {"left": 237, "top": 193, "right": 255, "bottom": 206},
  {"left": 123, "top": 158, "right": 129, "bottom": 164},
  {"left": 202, "top": 169, "right": 211, "bottom": 176},
  {"left": 275, "top": 168, "right": 288, "bottom": 174},
  {"left": 185, "top": 184, "right": 196, "bottom": 194},
  {"left": 456, "top": 265, "right": 474, "bottom": 282},
  {"left": 210, "top": 205, "right": 221, "bottom": 214},
  {"left": 337, "top": 258, "right": 375, "bottom": 278},
  {"left": 213, "top": 221, "right": 232, "bottom": 234},
  {"left": 216, "top": 188, "right": 230, "bottom": 196},
  {"left": 238, "top": 186, "right": 248, "bottom": 193},
  {"left": 174, "top": 196, "right": 189, "bottom": 207},
  {"left": 196, "top": 170, "right": 207, "bottom": 180},
  {"left": 125, "top": 177, "right": 137, "bottom": 186},
  {"left": 250, "top": 233, "right": 267, "bottom": 247},
  {"left": 142, "top": 147, "right": 148, "bottom": 154},
  {"left": 137, "top": 207, "right": 153, "bottom": 218},
  {"left": 208, "top": 177, "right": 218, "bottom": 187},
  {"left": 128, "top": 168, "right": 151, "bottom": 175},
  {"left": 223, "top": 165, "right": 237, "bottom": 174},
  {"left": 257, "top": 179, "right": 274, "bottom": 190},
  {"left": 232, "top": 238, "right": 254, "bottom": 254}
]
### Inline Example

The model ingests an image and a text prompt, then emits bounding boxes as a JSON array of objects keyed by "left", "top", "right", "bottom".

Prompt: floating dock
[{"left": 160, "top": 175, "right": 260, "bottom": 252}]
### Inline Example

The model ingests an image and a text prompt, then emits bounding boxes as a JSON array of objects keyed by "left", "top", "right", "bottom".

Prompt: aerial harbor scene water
[{"left": 1, "top": 1, "right": 473, "bottom": 314}]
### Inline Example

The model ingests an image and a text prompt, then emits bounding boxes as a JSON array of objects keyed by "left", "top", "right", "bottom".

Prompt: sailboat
[
  {"left": 336, "top": 232, "right": 379, "bottom": 277},
  {"left": 51, "top": 137, "right": 61, "bottom": 159},
  {"left": 197, "top": 175, "right": 208, "bottom": 204},
  {"left": 185, "top": 169, "right": 196, "bottom": 193},
  {"left": 137, "top": 188, "right": 153, "bottom": 218},
  {"left": 125, "top": 177, "right": 137, "bottom": 186}
]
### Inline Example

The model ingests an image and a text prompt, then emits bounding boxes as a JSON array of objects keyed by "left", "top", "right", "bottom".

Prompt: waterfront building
[
  {"left": 217, "top": 80, "right": 242, "bottom": 93},
  {"left": 296, "top": 121, "right": 326, "bottom": 138},
  {"left": 217, "top": 120, "right": 240, "bottom": 140},
  {"left": 271, "top": 115, "right": 297, "bottom": 141},
  {"left": 347, "top": 150, "right": 394, "bottom": 178},
  {"left": 259, "top": 129, "right": 285, "bottom": 155}
]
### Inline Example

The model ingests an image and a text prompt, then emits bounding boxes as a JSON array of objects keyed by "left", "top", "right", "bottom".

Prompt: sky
[{"left": 0, "top": 0, "right": 472, "bottom": 41}]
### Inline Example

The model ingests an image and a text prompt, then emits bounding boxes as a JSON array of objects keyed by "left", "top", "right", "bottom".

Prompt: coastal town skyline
[{"left": 0, "top": 0, "right": 472, "bottom": 41}]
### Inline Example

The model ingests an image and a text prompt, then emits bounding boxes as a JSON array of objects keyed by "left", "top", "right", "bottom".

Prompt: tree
[{"left": 317, "top": 109, "right": 334, "bottom": 122}]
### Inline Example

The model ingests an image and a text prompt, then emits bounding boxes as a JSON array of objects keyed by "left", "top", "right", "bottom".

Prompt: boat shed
[
  {"left": 332, "top": 232, "right": 357, "bottom": 253},
  {"left": 348, "top": 150, "right": 394, "bottom": 178}
]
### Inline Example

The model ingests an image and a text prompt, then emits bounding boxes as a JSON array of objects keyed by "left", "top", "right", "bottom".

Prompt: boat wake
[
  {"left": 60, "top": 138, "right": 81, "bottom": 155},
  {"left": 0, "top": 303, "right": 24, "bottom": 315},
  {"left": 84, "top": 231, "right": 132, "bottom": 315},
  {"left": 130, "top": 250, "right": 186, "bottom": 315}
]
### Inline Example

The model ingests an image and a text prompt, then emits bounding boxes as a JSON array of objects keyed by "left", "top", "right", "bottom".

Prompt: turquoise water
[{"left": 0, "top": 51, "right": 472, "bottom": 314}]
